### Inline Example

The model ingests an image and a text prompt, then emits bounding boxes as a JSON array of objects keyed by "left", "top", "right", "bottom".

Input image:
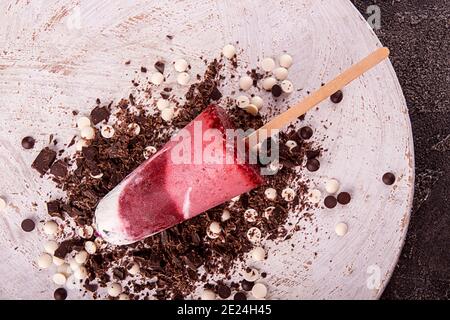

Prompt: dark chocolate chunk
[
  {"left": 166, "top": 35, "right": 174, "bottom": 40},
  {"left": 324, "top": 196, "right": 338, "bottom": 209},
  {"left": 241, "top": 280, "right": 254, "bottom": 291},
  {"left": 21, "top": 136, "right": 35, "bottom": 149},
  {"left": 90, "top": 106, "right": 110, "bottom": 125},
  {"left": 217, "top": 284, "right": 231, "bottom": 299},
  {"left": 306, "top": 149, "right": 320, "bottom": 159},
  {"left": 382, "top": 172, "right": 396, "bottom": 185},
  {"left": 46, "top": 200, "right": 61, "bottom": 217},
  {"left": 299, "top": 126, "right": 313, "bottom": 140},
  {"left": 140, "top": 66, "right": 147, "bottom": 73},
  {"left": 21, "top": 219, "right": 35, "bottom": 232},
  {"left": 306, "top": 158, "right": 320, "bottom": 172},
  {"left": 50, "top": 160, "right": 68, "bottom": 178},
  {"left": 330, "top": 90, "right": 344, "bottom": 103},
  {"left": 154, "top": 61, "right": 165, "bottom": 74},
  {"left": 233, "top": 292, "right": 247, "bottom": 300},
  {"left": 271, "top": 84, "right": 282, "bottom": 97},
  {"left": 54, "top": 239, "right": 83, "bottom": 259},
  {"left": 82, "top": 146, "right": 98, "bottom": 160},
  {"left": 210, "top": 87, "right": 223, "bottom": 101},
  {"left": 54, "top": 288, "right": 67, "bottom": 300},
  {"left": 113, "top": 268, "right": 126, "bottom": 280},
  {"left": 337, "top": 192, "right": 351, "bottom": 205},
  {"left": 31, "top": 147, "right": 57, "bottom": 175}
]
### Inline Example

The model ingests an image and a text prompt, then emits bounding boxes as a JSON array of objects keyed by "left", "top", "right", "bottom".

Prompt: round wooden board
[{"left": 0, "top": 0, "right": 414, "bottom": 299}]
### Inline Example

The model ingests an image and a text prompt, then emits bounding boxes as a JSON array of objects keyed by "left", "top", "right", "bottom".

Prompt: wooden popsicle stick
[{"left": 247, "top": 47, "right": 390, "bottom": 142}]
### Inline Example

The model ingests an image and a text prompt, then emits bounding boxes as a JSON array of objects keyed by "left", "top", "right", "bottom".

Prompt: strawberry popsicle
[{"left": 95, "top": 105, "right": 264, "bottom": 245}]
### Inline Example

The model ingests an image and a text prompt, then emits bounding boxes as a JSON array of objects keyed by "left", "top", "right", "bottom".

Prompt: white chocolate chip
[
  {"left": 100, "top": 125, "right": 115, "bottom": 139},
  {"left": 0, "top": 197, "right": 6, "bottom": 211},
  {"left": 281, "top": 187, "right": 296, "bottom": 202},
  {"left": 236, "top": 96, "right": 250, "bottom": 109},
  {"left": 335, "top": 222, "right": 348, "bottom": 236},
  {"left": 244, "top": 209, "right": 258, "bottom": 223},
  {"left": 74, "top": 250, "right": 89, "bottom": 264},
  {"left": 201, "top": 289, "right": 216, "bottom": 300},
  {"left": 80, "top": 126, "right": 95, "bottom": 140},
  {"left": 128, "top": 123, "right": 141, "bottom": 136},
  {"left": 74, "top": 266, "right": 88, "bottom": 280},
  {"left": 118, "top": 294, "right": 130, "bottom": 300},
  {"left": 177, "top": 72, "right": 191, "bottom": 86},
  {"left": 247, "top": 227, "right": 262, "bottom": 243},
  {"left": 150, "top": 72, "right": 164, "bottom": 85},
  {"left": 222, "top": 44, "right": 236, "bottom": 59},
  {"left": 264, "top": 188, "right": 277, "bottom": 201},
  {"left": 44, "top": 240, "right": 59, "bottom": 255},
  {"left": 273, "top": 67, "right": 289, "bottom": 81},
  {"left": 77, "top": 225, "right": 94, "bottom": 239},
  {"left": 261, "top": 58, "right": 276, "bottom": 72},
  {"left": 221, "top": 209, "right": 231, "bottom": 222},
  {"left": 307, "top": 189, "right": 322, "bottom": 204},
  {"left": 279, "top": 54, "right": 293, "bottom": 69},
  {"left": 325, "top": 179, "right": 340, "bottom": 194},
  {"left": 244, "top": 104, "right": 259, "bottom": 116},
  {"left": 161, "top": 107, "right": 175, "bottom": 122},
  {"left": 285, "top": 140, "right": 297, "bottom": 150},
  {"left": 207, "top": 228, "right": 220, "bottom": 239},
  {"left": 252, "top": 283, "right": 268, "bottom": 299},
  {"left": 263, "top": 206, "right": 276, "bottom": 220},
  {"left": 108, "top": 283, "right": 122, "bottom": 297},
  {"left": 75, "top": 139, "right": 89, "bottom": 151},
  {"left": 280, "top": 80, "right": 294, "bottom": 94},
  {"left": 231, "top": 195, "right": 240, "bottom": 202},
  {"left": 143, "top": 146, "right": 157, "bottom": 159},
  {"left": 53, "top": 256, "right": 65, "bottom": 266},
  {"left": 52, "top": 273, "right": 67, "bottom": 285},
  {"left": 43, "top": 221, "right": 58, "bottom": 236},
  {"left": 76, "top": 117, "right": 91, "bottom": 129},
  {"left": 174, "top": 59, "right": 189, "bottom": 72},
  {"left": 250, "top": 96, "right": 264, "bottom": 110},
  {"left": 128, "top": 263, "right": 140, "bottom": 276},
  {"left": 156, "top": 99, "right": 170, "bottom": 111},
  {"left": 209, "top": 222, "right": 222, "bottom": 234},
  {"left": 239, "top": 76, "right": 253, "bottom": 91},
  {"left": 90, "top": 172, "right": 103, "bottom": 179},
  {"left": 262, "top": 77, "right": 277, "bottom": 91},
  {"left": 242, "top": 268, "right": 260, "bottom": 282},
  {"left": 37, "top": 253, "right": 53, "bottom": 269},
  {"left": 251, "top": 247, "right": 266, "bottom": 261}
]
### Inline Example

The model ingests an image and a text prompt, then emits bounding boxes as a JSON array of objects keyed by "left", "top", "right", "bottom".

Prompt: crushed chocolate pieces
[{"left": 32, "top": 147, "right": 57, "bottom": 175}]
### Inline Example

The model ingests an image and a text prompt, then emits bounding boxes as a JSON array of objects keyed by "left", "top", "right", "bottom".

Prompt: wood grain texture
[{"left": 0, "top": 0, "right": 414, "bottom": 299}]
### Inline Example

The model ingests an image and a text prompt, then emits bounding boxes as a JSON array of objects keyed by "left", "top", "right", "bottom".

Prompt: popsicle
[{"left": 95, "top": 105, "right": 264, "bottom": 245}]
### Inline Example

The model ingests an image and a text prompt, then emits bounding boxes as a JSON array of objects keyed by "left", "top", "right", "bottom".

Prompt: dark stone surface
[{"left": 351, "top": 0, "right": 450, "bottom": 300}]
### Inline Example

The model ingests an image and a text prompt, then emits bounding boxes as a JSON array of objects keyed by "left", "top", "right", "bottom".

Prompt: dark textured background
[{"left": 351, "top": 0, "right": 449, "bottom": 300}]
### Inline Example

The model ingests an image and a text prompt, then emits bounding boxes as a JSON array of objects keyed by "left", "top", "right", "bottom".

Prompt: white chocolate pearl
[
  {"left": 108, "top": 283, "right": 123, "bottom": 297},
  {"left": 44, "top": 240, "right": 59, "bottom": 255},
  {"left": 280, "top": 80, "right": 294, "bottom": 94},
  {"left": 128, "top": 263, "right": 140, "bottom": 276},
  {"left": 0, "top": 197, "right": 6, "bottom": 211},
  {"left": 201, "top": 289, "right": 216, "bottom": 300},
  {"left": 128, "top": 123, "right": 141, "bottom": 136},
  {"left": 75, "top": 250, "right": 89, "bottom": 264},
  {"left": 74, "top": 266, "right": 88, "bottom": 280},
  {"left": 77, "top": 117, "right": 91, "bottom": 129},
  {"left": 69, "top": 259, "right": 81, "bottom": 272},
  {"left": 281, "top": 188, "right": 296, "bottom": 202},
  {"left": 239, "top": 76, "right": 253, "bottom": 91},
  {"left": 285, "top": 140, "right": 297, "bottom": 150},
  {"left": 264, "top": 188, "right": 277, "bottom": 201},
  {"left": 325, "top": 179, "right": 340, "bottom": 194},
  {"left": 101, "top": 125, "right": 115, "bottom": 139},
  {"left": 236, "top": 96, "right": 250, "bottom": 109},
  {"left": 244, "top": 209, "right": 258, "bottom": 223},
  {"left": 245, "top": 104, "right": 259, "bottom": 116},
  {"left": 37, "top": 253, "right": 53, "bottom": 269},
  {"left": 53, "top": 256, "right": 65, "bottom": 266},
  {"left": 119, "top": 293, "right": 130, "bottom": 300},
  {"left": 156, "top": 98, "right": 170, "bottom": 111},
  {"left": 250, "top": 96, "right": 264, "bottom": 110},
  {"left": 243, "top": 268, "right": 260, "bottom": 282},
  {"left": 335, "top": 222, "right": 348, "bottom": 236},
  {"left": 273, "top": 67, "right": 289, "bottom": 81},
  {"left": 251, "top": 247, "right": 266, "bottom": 261},
  {"left": 161, "top": 107, "right": 175, "bottom": 122},
  {"left": 177, "top": 72, "right": 191, "bottom": 86},
  {"left": 263, "top": 207, "right": 275, "bottom": 220},
  {"left": 43, "top": 221, "right": 58, "bottom": 236},
  {"left": 308, "top": 189, "right": 322, "bottom": 204},
  {"left": 52, "top": 273, "right": 67, "bottom": 285},
  {"left": 209, "top": 222, "right": 222, "bottom": 234},
  {"left": 77, "top": 225, "right": 94, "bottom": 239},
  {"left": 57, "top": 263, "right": 72, "bottom": 275},
  {"left": 247, "top": 227, "right": 262, "bottom": 244},
  {"left": 150, "top": 72, "right": 164, "bottom": 85},
  {"left": 174, "top": 59, "right": 189, "bottom": 72},
  {"left": 143, "top": 146, "right": 157, "bottom": 159},
  {"left": 75, "top": 139, "right": 88, "bottom": 151},
  {"left": 261, "top": 58, "right": 275, "bottom": 72},
  {"left": 252, "top": 283, "right": 268, "bottom": 299},
  {"left": 222, "top": 44, "right": 236, "bottom": 59},
  {"left": 80, "top": 126, "right": 95, "bottom": 140},
  {"left": 207, "top": 228, "right": 220, "bottom": 240},
  {"left": 221, "top": 209, "right": 231, "bottom": 222},
  {"left": 262, "top": 77, "right": 277, "bottom": 91},
  {"left": 279, "top": 54, "right": 293, "bottom": 69}
]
